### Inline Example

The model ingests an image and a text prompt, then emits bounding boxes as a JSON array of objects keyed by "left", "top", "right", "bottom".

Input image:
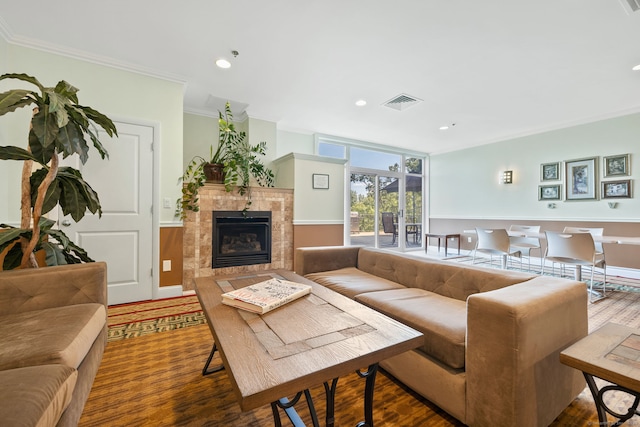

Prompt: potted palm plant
[
  {"left": 0, "top": 73, "right": 117, "bottom": 269},
  {"left": 176, "top": 102, "right": 274, "bottom": 219}
]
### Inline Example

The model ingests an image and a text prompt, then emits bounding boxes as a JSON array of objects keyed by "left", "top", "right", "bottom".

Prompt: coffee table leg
[
  {"left": 272, "top": 391, "right": 321, "bottom": 427},
  {"left": 584, "top": 372, "right": 640, "bottom": 426},
  {"left": 355, "top": 363, "right": 379, "bottom": 427},
  {"left": 323, "top": 378, "right": 339, "bottom": 427},
  {"left": 202, "top": 343, "right": 225, "bottom": 376}
]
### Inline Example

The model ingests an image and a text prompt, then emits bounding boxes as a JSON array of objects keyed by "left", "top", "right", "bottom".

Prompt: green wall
[{"left": 430, "top": 112, "right": 640, "bottom": 221}]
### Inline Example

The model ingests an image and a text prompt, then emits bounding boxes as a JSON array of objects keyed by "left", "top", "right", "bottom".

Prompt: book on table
[{"left": 221, "top": 278, "right": 312, "bottom": 314}]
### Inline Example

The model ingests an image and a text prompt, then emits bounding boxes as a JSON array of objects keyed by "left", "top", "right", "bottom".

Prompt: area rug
[{"left": 107, "top": 295, "right": 206, "bottom": 342}]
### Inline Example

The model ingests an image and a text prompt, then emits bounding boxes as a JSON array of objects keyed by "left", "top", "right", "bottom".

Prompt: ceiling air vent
[{"left": 382, "top": 93, "right": 423, "bottom": 111}]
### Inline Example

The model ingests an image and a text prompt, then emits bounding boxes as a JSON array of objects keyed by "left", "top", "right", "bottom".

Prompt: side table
[
  {"left": 560, "top": 322, "right": 640, "bottom": 426},
  {"left": 425, "top": 233, "right": 460, "bottom": 256}
]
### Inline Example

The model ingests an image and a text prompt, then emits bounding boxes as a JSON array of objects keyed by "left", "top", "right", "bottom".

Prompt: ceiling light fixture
[
  {"left": 355, "top": 99, "right": 367, "bottom": 107},
  {"left": 633, "top": 64, "right": 640, "bottom": 71},
  {"left": 216, "top": 59, "right": 231, "bottom": 69},
  {"left": 215, "top": 50, "right": 239, "bottom": 69},
  {"left": 439, "top": 123, "right": 456, "bottom": 130}
]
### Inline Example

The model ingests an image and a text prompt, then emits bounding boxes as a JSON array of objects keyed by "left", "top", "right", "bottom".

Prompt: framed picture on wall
[
  {"left": 603, "top": 154, "right": 630, "bottom": 177},
  {"left": 602, "top": 179, "right": 632, "bottom": 199},
  {"left": 312, "top": 173, "right": 329, "bottom": 189},
  {"left": 565, "top": 157, "right": 598, "bottom": 201},
  {"left": 540, "top": 162, "right": 560, "bottom": 181},
  {"left": 538, "top": 184, "right": 562, "bottom": 201}
]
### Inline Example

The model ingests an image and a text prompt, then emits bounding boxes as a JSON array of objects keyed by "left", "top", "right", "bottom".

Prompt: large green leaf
[
  {"left": 0, "top": 226, "right": 25, "bottom": 245},
  {"left": 42, "top": 241, "right": 67, "bottom": 266},
  {"left": 0, "top": 73, "right": 45, "bottom": 91},
  {"left": 28, "top": 129, "right": 55, "bottom": 165},
  {"left": 57, "top": 121, "right": 89, "bottom": 163},
  {"left": 58, "top": 175, "right": 89, "bottom": 221},
  {"left": 46, "top": 228, "right": 94, "bottom": 263},
  {"left": 0, "top": 89, "right": 34, "bottom": 115},
  {"left": 45, "top": 90, "right": 70, "bottom": 128},
  {"left": 30, "top": 169, "right": 61, "bottom": 214},
  {"left": 79, "top": 105, "right": 118, "bottom": 137},
  {"left": 2, "top": 243, "right": 23, "bottom": 270},
  {"left": 57, "top": 167, "right": 102, "bottom": 217},
  {"left": 53, "top": 80, "right": 79, "bottom": 104},
  {"left": 0, "top": 146, "right": 39, "bottom": 162},
  {"left": 31, "top": 105, "right": 60, "bottom": 148}
]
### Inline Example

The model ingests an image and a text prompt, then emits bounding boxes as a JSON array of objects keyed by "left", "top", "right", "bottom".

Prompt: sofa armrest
[
  {"left": 465, "top": 276, "right": 588, "bottom": 427},
  {"left": 295, "top": 246, "right": 361, "bottom": 276},
  {"left": 0, "top": 262, "right": 107, "bottom": 316}
]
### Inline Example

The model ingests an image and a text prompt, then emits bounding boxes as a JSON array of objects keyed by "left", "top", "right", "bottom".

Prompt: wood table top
[
  {"left": 560, "top": 322, "right": 640, "bottom": 392},
  {"left": 195, "top": 270, "right": 424, "bottom": 411}
]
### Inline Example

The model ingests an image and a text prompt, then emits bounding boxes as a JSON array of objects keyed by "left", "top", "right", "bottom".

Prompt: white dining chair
[
  {"left": 543, "top": 231, "right": 607, "bottom": 303},
  {"left": 473, "top": 228, "right": 522, "bottom": 270},
  {"left": 508, "top": 225, "right": 542, "bottom": 272},
  {"left": 562, "top": 227, "right": 606, "bottom": 265}
]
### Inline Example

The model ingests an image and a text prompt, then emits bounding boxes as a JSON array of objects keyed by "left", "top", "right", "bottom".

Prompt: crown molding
[{"left": 0, "top": 20, "right": 187, "bottom": 88}]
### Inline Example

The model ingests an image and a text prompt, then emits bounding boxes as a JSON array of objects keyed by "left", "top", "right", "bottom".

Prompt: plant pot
[{"left": 204, "top": 162, "right": 225, "bottom": 183}]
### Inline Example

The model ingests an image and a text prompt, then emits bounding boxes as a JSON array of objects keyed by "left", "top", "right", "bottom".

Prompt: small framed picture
[
  {"left": 539, "top": 184, "right": 562, "bottom": 201},
  {"left": 312, "top": 173, "right": 329, "bottom": 189},
  {"left": 565, "top": 157, "right": 598, "bottom": 201},
  {"left": 541, "top": 162, "right": 560, "bottom": 181},
  {"left": 603, "top": 154, "right": 630, "bottom": 177},
  {"left": 602, "top": 179, "right": 632, "bottom": 199}
]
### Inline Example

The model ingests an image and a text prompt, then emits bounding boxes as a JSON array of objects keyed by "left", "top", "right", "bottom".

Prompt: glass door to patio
[{"left": 350, "top": 173, "right": 422, "bottom": 250}]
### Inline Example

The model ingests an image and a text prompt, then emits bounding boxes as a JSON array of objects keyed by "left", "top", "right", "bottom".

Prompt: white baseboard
[{"left": 154, "top": 284, "right": 183, "bottom": 299}]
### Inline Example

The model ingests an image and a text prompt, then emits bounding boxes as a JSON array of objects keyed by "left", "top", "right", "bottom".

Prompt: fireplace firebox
[{"left": 212, "top": 211, "right": 272, "bottom": 268}]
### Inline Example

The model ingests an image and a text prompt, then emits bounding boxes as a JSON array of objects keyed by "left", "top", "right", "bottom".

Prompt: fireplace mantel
[{"left": 182, "top": 184, "right": 293, "bottom": 290}]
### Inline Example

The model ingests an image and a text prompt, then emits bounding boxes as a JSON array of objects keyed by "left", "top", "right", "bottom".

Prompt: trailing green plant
[
  {"left": 176, "top": 102, "right": 274, "bottom": 219},
  {"left": 0, "top": 73, "right": 117, "bottom": 269}
]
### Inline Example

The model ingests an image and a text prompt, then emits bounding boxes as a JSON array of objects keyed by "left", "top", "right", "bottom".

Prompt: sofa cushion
[
  {"left": 357, "top": 248, "right": 535, "bottom": 301},
  {"left": 0, "top": 303, "right": 106, "bottom": 371},
  {"left": 305, "top": 267, "right": 406, "bottom": 299},
  {"left": 0, "top": 364, "right": 77, "bottom": 427},
  {"left": 356, "top": 288, "right": 467, "bottom": 369}
]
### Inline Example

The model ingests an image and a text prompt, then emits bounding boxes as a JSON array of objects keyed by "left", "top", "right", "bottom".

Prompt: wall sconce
[{"left": 501, "top": 170, "right": 513, "bottom": 184}]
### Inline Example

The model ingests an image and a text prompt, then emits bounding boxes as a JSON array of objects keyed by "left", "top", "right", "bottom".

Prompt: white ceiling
[{"left": 1, "top": 0, "right": 640, "bottom": 154}]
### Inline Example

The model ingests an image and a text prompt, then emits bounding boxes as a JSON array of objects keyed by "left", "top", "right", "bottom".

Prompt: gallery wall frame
[
  {"left": 540, "top": 162, "right": 561, "bottom": 181},
  {"left": 565, "top": 157, "right": 598, "bottom": 201},
  {"left": 312, "top": 173, "right": 330, "bottom": 189},
  {"left": 539, "top": 184, "right": 562, "bottom": 201},
  {"left": 602, "top": 179, "right": 632, "bottom": 199},
  {"left": 603, "top": 154, "right": 630, "bottom": 177}
]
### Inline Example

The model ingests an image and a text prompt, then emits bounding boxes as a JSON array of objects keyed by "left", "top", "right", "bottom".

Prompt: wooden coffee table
[
  {"left": 195, "top": 270, "right": 423, "bottom": 427},
  {"left": 560, "top": 322, "right": 640, "bottom": 426}
]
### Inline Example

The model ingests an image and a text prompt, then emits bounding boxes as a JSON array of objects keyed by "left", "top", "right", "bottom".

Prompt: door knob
[{"left": 61, "top": 219, "right": 71, "bottom": 227}]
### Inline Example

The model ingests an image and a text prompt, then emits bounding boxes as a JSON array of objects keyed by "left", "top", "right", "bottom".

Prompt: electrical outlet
[
  {"left": 163, "top": 197, "right": 171, "bottom": 208},
  {"left": 467, "top": 237, "right": 472, "bottom": 243},
  {"left": 162, "top": 260, "right": 171, "bottom": 272}
]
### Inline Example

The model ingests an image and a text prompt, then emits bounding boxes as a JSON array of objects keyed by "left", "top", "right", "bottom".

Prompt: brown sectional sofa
[
  {"left": 0, "top": 262, "right": 108, "bottom": 426},
  {"left": 295, "top": 246, "right": 588, "bottom": 427}
]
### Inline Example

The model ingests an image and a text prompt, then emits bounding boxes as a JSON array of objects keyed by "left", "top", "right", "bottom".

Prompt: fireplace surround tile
[{"left": 182, "top": 184, "right": 294, "bottom": 290}]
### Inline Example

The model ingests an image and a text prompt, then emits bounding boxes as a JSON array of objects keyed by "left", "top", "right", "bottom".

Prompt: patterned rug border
[{"left": 107, "top": 295, "right": 206, "bottom": 342}]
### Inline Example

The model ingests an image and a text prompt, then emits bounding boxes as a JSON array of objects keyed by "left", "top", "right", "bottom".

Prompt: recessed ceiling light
[
  {"left": 216, "top": 59, "right": 231, "bottom": 69},
  {"left": 633, "top": 64, "right": 640, "bottom": 71},
  {"left": 439, "top": 126, "right": 449, "bottom": 130},
  {"left": 355, "top": 99, "right": 367, "bottom": 107}
]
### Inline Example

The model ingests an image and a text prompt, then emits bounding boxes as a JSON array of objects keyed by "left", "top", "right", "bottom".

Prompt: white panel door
[{"left": 59, "top": 121, "right": 154, "bottom": 305}]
